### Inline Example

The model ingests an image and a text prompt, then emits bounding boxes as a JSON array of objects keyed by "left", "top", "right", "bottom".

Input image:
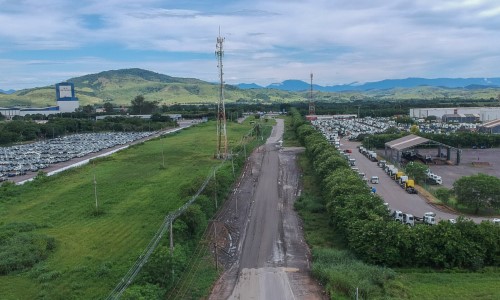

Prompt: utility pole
[
  {"left": 170, "top": 219, "right": 174, "bottom": 283},
  {"left": 162, "top": 136, "right": 165, "bottom": 168},
  {"left": 93, "top": 163, "right": 98, "bottom": 214},
  {"left": 214, "top": 169, "right": 218, "bottom": 209},
  {"left": 169, "top": 220, "right": 174, "bottom": 256},
  {"left": 213, "top": 221, "right": 219, "bottom": 271}
]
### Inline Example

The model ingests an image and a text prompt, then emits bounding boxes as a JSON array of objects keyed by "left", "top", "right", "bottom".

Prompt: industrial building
[
  {"left": 441, "top": 113, "right": 480, "bottom": 123},
  {"left": 0, "top": 82, "right": 79, "bottom": 118},
  {"left": 384, "top": 134, "right": 461, "bottom": 165},
  {"left": 478, "top": 119, "right": 500, "bottom": 134},
  {"left": 410, "top": 107, "right": 500, "bottom": 122}
]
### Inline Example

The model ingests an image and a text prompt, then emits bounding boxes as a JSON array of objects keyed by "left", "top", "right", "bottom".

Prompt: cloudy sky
[{"left": 1, "top": 0, "right": 500, "bottom": 90}]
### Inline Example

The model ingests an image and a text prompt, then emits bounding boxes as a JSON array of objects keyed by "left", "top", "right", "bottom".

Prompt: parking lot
[
  {"left": 311, "top": 116, "right": 499, "bottom": 223},
  {"left": 1, "top": 120, "right": 196, "bottom": 184},
  {"left": 341, "top": 138, "right": 488, "bottom": 223},
  {"left": 427, "top": 148, "right": 500, "bottom": 189}
]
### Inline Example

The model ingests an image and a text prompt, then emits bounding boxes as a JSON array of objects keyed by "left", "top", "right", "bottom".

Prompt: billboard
[{"left": 55, "top": 82, "right": 76, "bottom": 101}]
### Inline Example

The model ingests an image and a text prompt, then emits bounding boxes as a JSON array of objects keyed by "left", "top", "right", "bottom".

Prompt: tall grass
[{"left": 312, "top": 248, "right": 400, "bottom": 299}]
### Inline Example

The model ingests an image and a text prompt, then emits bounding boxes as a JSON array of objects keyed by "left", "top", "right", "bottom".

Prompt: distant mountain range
[
  {"left": 0, "top": 89, "right": 16, "bottom": 94},
  {"left": 238, "top": 77, "right": 500, "bottom": 92},
  {"left": 2, "top": 69, "right": 500, "bottom": 108}
]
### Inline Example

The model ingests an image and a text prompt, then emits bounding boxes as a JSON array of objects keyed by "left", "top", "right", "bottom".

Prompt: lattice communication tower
[{"left": 215, "top": 31, "right": 228, "bottom": 159}]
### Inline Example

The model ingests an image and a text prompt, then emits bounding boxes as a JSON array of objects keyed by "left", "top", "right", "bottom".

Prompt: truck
[
  {"left": 425, "top": 170, "right": 443, "bottom": 185},
  {"left": 377, "top": 160, "right": 386, "bottom": 168},
  {"left": 415, "top": 212, "right": 436, "bottom": 225},
  {"left": 402, "top": 213, "right": 415, "bottom": 226},
  {"left": 368, "top": 151, "right": 378, "bottom": 162},
  {"left": 391, "top": 210, "right": 403, "bottom": 222},
  {"left": 404, "top": 179, "right": 418, "bottom": 194},
  {"left": 399, "top": 175, "right": 408, "bottom": 186},
  {"left": 387, "top": 166, "right": 398, "bottom": 177}
]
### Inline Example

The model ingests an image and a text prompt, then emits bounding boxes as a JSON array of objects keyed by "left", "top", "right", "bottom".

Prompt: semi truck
[
  {"left": 415, "top": 212, "right": 436, "bottom": 225},
  {"left": 404, "top": 179, "right": 418, "bottom": 194},
  {"left": 391, "top": 210, "right": 403, "bottom": 222},
  {"left": 403, "top": 213, "right": 415, "bottom": 226}
]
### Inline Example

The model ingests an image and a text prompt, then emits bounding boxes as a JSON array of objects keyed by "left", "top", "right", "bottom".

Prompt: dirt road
[{"left": 210, "top": 119, "right": 326, "bottom": 300}]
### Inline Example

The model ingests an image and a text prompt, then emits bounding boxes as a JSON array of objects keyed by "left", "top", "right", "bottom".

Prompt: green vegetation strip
[
  {"left": 288, "top": 109, "right": 500, "bottom": 299},
  {"left": 0, "top": 118, "right": 271, "bottom": 299}
]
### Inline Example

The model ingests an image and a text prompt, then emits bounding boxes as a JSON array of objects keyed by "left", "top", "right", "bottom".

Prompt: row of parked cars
[
  {"left": 0, "top": 131, "right": 156, "bottom": 180},
  {"left": 314, "top": 116, "right": 480, "bottom": 140}
]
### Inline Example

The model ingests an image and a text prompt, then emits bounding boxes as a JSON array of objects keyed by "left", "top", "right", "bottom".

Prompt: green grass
[
  {"left": 398, "top": 269, "right": 500, "bottom": 299},
  {"left": 282, "top": 115, "right": 302, "bottom": 147},
  {"left": 0, "top": 119, "right": 258, "bottom": 299}
]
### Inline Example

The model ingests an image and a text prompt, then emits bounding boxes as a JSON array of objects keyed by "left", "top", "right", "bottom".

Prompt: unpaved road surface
[{"left": 210, "top": 119, "right": 326, "bottom": 300}]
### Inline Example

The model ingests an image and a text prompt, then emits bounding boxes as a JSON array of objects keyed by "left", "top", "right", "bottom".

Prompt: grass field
[{"left": 0, "top": 119, "right": 257, "bottom": 299}]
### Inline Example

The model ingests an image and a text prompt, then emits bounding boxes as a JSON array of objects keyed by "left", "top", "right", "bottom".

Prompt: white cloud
[{"left": 2, "top": 0, "right": 500, "bottom": 90}]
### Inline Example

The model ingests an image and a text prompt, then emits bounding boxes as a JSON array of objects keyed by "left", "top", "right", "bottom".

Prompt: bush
[
  {"left": 0, "top": 230, "right": 56, "bottom": 274},
  {"left": 435, "top": 188, "right": 451, "bottom": 203}
]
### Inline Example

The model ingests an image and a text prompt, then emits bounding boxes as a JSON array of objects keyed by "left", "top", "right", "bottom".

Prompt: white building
[
  {"left": 410, "top": 107, "right": 500, "bottom": 122},
  {"left": 0, "top": 82, "right": 79, "bottom": 118}
]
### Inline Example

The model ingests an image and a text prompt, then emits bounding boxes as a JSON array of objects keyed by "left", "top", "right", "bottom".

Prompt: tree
[
  {"left": 130, "top": 95, "right": 159, "bottom": 114},
  {"left": 410, "top": 124, "right": 420, "bottom": 134},
  {"left": 404, "top": 161, "right": 428, "bottom": 183},
  {"left": 453, "top": 173, "right": 500, "bottom": 214},
  {"left": 103, "top": 102, "right": 114, "bottom": 113}
]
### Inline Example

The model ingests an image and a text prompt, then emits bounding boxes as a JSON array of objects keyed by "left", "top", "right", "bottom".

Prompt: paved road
[
  {"left": 341, "top": 138, "right": 488, "bottom": 223},
  {"left": 210, "top": 119, "right": 325, "bottom": 300}
]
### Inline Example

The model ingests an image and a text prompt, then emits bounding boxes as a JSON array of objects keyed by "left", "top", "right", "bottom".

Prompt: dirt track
[{"left": 209, "top": 119, "right": 326, "bottom": 300}]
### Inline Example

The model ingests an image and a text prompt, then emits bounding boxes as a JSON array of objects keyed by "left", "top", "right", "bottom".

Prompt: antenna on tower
[
  {"left": 215, "top": 28, "right": 228, "bottom": 159},
  {"left": 309, "top": 73, "right": 315, "bottom": 115}
]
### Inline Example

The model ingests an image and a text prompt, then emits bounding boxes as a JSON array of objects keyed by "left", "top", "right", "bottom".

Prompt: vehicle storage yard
[
  {"left": 312, "top": 116, "right": 499, "bottom": 224},
  {"left": 427, "top": 148, "right": 500, "bottom": 189},
  {"left": 341, "top": 138, "right": 489, "bottom": 223},
  {"left": 1, "top": 121, "right": 195, "bottom": 184}
]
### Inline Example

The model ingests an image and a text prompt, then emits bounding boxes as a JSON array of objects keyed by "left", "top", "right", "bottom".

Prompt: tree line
[
  {"left": 0, "top": 116, "right": 177, "bottom": 146},
  {"left": 291, "top": 109, "right": 500, "bottom": 269}
]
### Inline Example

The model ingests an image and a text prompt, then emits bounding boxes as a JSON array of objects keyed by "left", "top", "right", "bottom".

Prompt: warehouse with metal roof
[
  {"left": 384, "top": 134, "right": 461, "bottom": 165},
  {"left": 478, "top": 119, "right": 500, "bottom": 134}
]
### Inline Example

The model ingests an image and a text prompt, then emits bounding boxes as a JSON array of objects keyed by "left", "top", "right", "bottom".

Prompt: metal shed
[
  {"left": 384, "top": 134, "right": 461, "bottom": 165},
  {"left": 478, "top": 119, "right": 500, "bottom": 134}
]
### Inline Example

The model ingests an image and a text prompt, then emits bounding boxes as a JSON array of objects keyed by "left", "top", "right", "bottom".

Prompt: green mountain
[
  {"left": 0, "top": 68, "right": 303, "bottom": 107},
  {"left": 1, "top": 68, "right": 499, "bottom": 108}
]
